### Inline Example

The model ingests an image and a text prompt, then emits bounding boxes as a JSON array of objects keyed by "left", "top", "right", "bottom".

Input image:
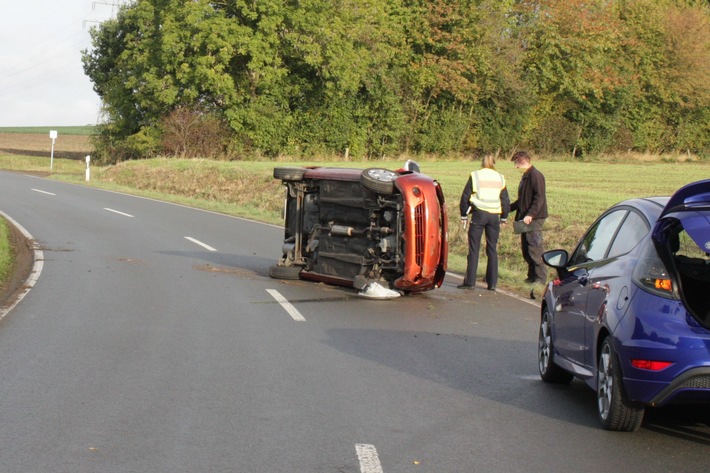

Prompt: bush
[
  {"left": 529, "top": 116, "right": 580, "bottom": 155},
  {"left": 161, "top": 107, "right": 230, "bottom": 159}
]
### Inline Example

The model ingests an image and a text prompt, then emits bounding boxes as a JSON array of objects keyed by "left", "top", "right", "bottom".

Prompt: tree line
[{"left": 82, "top": 0, "right": 710, "bottom": 162}]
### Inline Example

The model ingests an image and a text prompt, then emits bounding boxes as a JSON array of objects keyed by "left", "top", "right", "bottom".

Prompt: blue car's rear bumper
[{"left": 624, "top": 366, "right": 710, "bottom": 406}]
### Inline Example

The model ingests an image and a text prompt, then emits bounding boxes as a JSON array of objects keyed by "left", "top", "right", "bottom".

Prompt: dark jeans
[
  {"left": 464, "top": 211, "right": 500, "bottom": 288},
  {"left": 521, "top": 218, "right": 546, "bottom": 282}
]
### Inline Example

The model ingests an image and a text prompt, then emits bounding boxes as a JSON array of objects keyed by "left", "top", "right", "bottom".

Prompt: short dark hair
[{"left": 511, "top": 151, "right": 530, "bottom": 163}]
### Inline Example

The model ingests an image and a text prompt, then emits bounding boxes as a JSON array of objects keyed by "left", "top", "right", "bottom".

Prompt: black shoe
[
  {"left": 529, "top": 283, "right": 546, "bottom": 299},
  {"left": 526, "top": 277, "right": 545, "bottom": 285},
  {"left": 457, "top": 284, "right": 475, "bottom": 290},
  {"left": 487, "top": 286, "right": 496, "bottom": 291}
]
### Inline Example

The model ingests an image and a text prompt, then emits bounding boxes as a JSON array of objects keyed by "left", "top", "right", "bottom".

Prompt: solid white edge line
[
  {"left": 266, "top": 289, "right": 306, "bottom": 322},
  {"left": 103, "top": 208, "right": 134, "bottom": 218},
  {"left": 0, "top": 211, "right": 44, "bottom": 321},
  {"left": 185, "top": 236, "right": 217, "bottom": 252},
  {"left": 31, "top": 188, "right": 56, "bottom": 196},
  {"left": 356, "top": 444, "right": 384, "bottom": 473},
  {"left": 445, "top": 271, "right": 540, "bottom": 307}
]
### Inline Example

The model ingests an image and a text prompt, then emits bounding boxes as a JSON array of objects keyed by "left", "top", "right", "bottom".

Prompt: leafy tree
[
  {"left": 519, "top": 0, "right": 630, "bottom": 155},
  {"left": 83, "top": 0, "right": 710, "bottom": 160},
  {"left": 617, "top": 0, "right": 710, "bottom": 152},
  {"left": 84, "top": 0, "right": 242, "bottom": 158},
  {"left": 401, "top": 0, "right": 481, "bottom": 153}
]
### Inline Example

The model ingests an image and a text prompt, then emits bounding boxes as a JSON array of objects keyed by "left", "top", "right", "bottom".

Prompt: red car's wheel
[
  {"left": 273, "top": 167, "right": 306, "bottom": 181},
  {"left": 361, "top": 168, "right": 396, "bottom": 194}
]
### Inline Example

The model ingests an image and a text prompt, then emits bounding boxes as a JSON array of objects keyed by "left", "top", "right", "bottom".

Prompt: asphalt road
[{"left": 0, "top": 171, "right": 708, "bottom": 473}]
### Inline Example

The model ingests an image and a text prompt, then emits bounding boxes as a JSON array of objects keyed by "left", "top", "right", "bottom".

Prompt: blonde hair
[{"left": 481, "top": 154, "right": 496, "bottom": 170}]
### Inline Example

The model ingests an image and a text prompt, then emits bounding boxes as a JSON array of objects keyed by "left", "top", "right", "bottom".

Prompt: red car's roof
[{"left": 304, "top": 167, "right": 372, "bottom": 181}]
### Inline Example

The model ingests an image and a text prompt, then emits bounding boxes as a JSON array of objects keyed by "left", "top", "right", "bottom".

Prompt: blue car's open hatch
[{"left": 653, "top": 179, "right": 710, "bottom": 329}]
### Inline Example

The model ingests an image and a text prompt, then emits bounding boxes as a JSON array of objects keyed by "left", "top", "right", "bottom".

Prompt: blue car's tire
[
  {"left": 597, "top": 336, "right": 645, "bottom": 431},
  {"left": 538, "top": 306, "right": 574, "bottom": 384}
]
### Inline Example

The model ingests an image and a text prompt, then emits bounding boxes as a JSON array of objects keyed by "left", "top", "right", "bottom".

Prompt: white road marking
[
  {"left": 31, "top": 188, "right": 55, "bottom": 195},
  {"left": 356, "top": 444, "right": 384, "bottom": 473},
  {"left": 520, "top": 375, "right": 541, "bottom": 381},
  {"left": 184, "top": 236, "right": 217, "bottom": 252},
  {"left": 266, "top": 289, "right": 306, "bottom": 322},
  {"left": 103, "top": 208, "right": 134, "bottom": 218},
  {"left": 446, "top": 271, "right": 540, "bottom": 307}
]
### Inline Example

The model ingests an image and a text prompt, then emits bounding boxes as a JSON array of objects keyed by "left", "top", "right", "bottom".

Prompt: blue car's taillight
[{"left": 632, "top": 240, "right": 677, "bottom": 300}]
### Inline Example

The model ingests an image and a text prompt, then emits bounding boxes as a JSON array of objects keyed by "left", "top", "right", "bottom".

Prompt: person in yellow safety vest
[{"left": 458, "top": 154, "right": 510, "bottom": 291}]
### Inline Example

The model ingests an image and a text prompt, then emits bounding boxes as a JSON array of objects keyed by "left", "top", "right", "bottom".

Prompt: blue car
[{"left": 538, "top": 179, "right": 710, "bottom": 431}]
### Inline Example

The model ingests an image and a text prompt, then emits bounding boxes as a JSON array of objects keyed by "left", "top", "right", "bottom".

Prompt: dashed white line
[
  {"left": 103, "top": 208, "right": 134, "bottom": 218},
  {"left": 356, "top": 444, "right": 384, "bottom": 473},
  {"left": 31, "top": 188, "right": 55, "bottom": 195},
  {"left": 185, "top": 236, "right": 217, "bottom": 252},
  {"left": 266, "top": 289, "right": 306, "bottom": 322}
]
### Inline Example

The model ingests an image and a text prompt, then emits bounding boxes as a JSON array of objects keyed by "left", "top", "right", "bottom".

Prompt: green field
[
  {"left": 1, "top": 155, "right": 709, "bottom": 296},
  {"left": 0, "top": 126, "right": 96, "bottom": 136}
]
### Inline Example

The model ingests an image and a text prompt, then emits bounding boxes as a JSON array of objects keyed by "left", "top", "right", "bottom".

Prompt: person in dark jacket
[
  {"left": 458, "top": 154, "right": 510, "bottom": 291},
  {"left": 510, "top": 151, "right": 548, "bottom": 290}
]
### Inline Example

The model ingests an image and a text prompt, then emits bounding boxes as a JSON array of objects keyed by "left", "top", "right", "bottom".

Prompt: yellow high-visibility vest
[{"left": 469, "top": 168, "right": 505, "bottom": 214}]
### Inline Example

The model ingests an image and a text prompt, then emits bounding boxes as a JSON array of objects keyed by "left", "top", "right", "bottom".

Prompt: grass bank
[
  {"left": 2, "top": 153, "right": 709, "bottom": 296},
  {"left": 0, "top": 217, "right": 12, "bottom": 291}
]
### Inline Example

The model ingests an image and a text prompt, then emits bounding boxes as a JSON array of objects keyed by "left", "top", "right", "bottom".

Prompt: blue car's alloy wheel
[{"left": 597, "top": 336, "right": 645, "bottom": 431}]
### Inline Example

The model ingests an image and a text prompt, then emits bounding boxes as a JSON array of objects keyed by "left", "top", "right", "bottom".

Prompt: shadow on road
[{"left": 322, "top": 326, "right": 710, "bottom": 439}]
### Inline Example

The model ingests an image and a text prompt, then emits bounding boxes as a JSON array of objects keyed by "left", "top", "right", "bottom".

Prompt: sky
[{"left": 0, "top": 1, "right": 124, "bottom": 127}]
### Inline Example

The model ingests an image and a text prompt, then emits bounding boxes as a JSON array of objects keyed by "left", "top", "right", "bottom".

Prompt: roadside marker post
[
  {"left": 85, "top": 155, "right": 91, "bottom": 181},
  {"left": 49, "top": 130, "right": 57, "bottom": 170}
]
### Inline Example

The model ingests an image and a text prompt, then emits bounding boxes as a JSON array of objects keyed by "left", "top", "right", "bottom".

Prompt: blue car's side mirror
[{"left": 543, "top": 249, "right": 569, "bottom": 268}]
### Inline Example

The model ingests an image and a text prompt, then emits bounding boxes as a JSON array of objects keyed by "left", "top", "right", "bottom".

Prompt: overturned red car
[{"left": 270, "top": 162, "right": 448, "bottom": 297}]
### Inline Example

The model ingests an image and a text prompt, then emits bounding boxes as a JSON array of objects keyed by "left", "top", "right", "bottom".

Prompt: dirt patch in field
[
  {"left": 0, "top": 133, "right": 92, "bottom": 160},
  {"left": 0, "top": 218, "right": 35, "bottom": 312}
]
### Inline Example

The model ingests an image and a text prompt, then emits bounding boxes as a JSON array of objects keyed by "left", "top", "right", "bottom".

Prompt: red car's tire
[
  {"left": 273, "top": 167, "right": 306, "bottom": 181},
  {"left": 361, "top": 168, "right": 397, "bottom": 194}
]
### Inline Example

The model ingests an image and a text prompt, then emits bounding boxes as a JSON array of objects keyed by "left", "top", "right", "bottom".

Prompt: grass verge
[
  {"left": 2, "top": 153, "right": 710, "bottom": 298},
  {"left": 0, "top": 217, "right": 13, "bottom": 291}
]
